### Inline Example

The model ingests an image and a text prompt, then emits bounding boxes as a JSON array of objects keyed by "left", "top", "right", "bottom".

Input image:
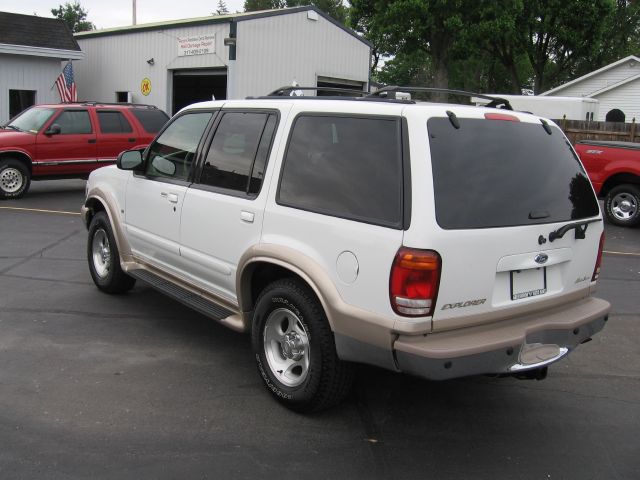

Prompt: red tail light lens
[
  {"left": 390, "top": 248, "right": 441, "bottom": 317},
  {"left": 592, "top": 231, "right": 605, "bottom": 282},
  {"left": 484, "top": 112, "right": 520, "bottom": 122}
]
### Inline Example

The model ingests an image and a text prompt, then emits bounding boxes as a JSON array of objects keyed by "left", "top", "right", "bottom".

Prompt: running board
[{"left": 129, "top": 269, "right": 246, "bottom": 332}]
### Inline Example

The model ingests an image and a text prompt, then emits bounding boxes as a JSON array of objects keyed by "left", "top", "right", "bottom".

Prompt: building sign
[
  {"left": 141, "top": 78, "right": 152, "bottom": 96},
  {"left": 178, "top": 34, "right": 215, "bottom": 57}
]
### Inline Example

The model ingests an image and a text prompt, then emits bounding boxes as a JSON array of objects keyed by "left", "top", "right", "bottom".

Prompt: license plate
[{"left": 511, "top": 267, "right": 547, "bottom": 300}]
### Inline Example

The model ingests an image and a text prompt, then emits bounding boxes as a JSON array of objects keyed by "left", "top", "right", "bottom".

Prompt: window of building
[
  {"left": 278, "top": 115, "right": 403, "bottom": 227},
  {"left": 9, "top": 90, "right": 36, "bottom": 119},
  {"left": 199, "top": 111, "right": 276, "bottom": 195},
  {"left": 97, "top": 110, "right": 133, "bottom": 133},
  {"left": 145, "top": 112, "right": 213, "bottom": 181}
]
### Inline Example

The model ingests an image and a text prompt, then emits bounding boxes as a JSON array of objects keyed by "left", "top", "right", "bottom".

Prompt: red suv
[{"left": 0, "top": 102, "right": 169, "bottom": 199}]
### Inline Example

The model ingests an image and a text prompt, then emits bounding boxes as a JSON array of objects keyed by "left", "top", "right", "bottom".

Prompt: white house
[
  {"left": 541, "top": 55, "right": 640, "bottom": 122},
  {"left": 74, "top": 6, "right": 371, "bottom": 115},
  {"left": 0, "top": 12, "right": 84, "bottom": 123}
]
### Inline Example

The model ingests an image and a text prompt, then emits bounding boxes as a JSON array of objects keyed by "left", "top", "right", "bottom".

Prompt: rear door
[
  {"left": 95, "top": 109, "right": 139, "bottom": 167},
  {"left": 403, "top": 110, "right": 603, "bottom": 331},
  {"left": 178, "top": 107, "right": 284, "bottom": 299}
]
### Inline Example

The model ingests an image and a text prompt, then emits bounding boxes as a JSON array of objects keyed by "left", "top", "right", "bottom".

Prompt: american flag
[{"left": 55, "top": 61, "right": 77, "bottom": 102}]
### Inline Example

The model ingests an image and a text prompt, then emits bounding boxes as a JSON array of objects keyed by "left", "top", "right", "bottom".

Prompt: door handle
[
  {"left": 88, "top": 138, "right": 96, "bottom": 144},
  {"left": 161, "top": 192, "right": 179, "bottom": 203},
  {"left": 128, "top": 138, "right": 136, "bottom": 142},
  {"left": 240, "top": 211, "right": 255, "bottom": 223}
]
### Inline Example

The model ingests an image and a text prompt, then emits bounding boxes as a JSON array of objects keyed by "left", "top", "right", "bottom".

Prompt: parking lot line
[
  {"left": 0, "top": 206, "right": 80, "bottom": 216},
  {"left": 603, "top": 250, "right": 640, "bottom": 257}
]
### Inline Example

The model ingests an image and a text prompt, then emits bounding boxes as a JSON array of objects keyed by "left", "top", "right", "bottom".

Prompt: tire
[
  {"left": 251, "top": 278, "right": 354, "bottom": 412},
  {"left": 87, "top": 211, "right": 136, "bottom": 293},
  {"left": 604, "top": 184, "right": 640, "bottom": 227},
  {"left": 0, "top": 158, "right": 30, "bottom": 199}
]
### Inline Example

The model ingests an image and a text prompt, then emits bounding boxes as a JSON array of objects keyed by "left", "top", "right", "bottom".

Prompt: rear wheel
[
  {"left": 0, "top": 158, "right": 30, "bottom": 199},
  {"left": 604, "top": 184, "right": 640, "bottom": 227},
  {"left": 251, "top": 278, "right": 354, "bottom": 412},
  {"left": 87, "top": 211, "right": 136, "bottom": 293}
]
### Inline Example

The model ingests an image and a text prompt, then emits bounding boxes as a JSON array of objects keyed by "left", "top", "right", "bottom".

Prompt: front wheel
[
  {"left": 87, "top": 211, "right": 136, "bottom": 293},
  {"left": 604, "top": 184, "right": 640, "bottom": 227},
  {"left": 0, "top": 158, "right": 30, "bottom": 199},
  {"left": 251, "top": 278, "right": 354, "bottom": 412}
]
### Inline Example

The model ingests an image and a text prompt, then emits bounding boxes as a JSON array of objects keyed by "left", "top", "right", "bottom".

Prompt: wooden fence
[{"left": 554, "top": 117, "right": 638, "bottom": 144}]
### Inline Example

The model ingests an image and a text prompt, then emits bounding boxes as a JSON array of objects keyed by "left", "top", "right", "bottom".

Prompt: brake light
[
  {"left": 484, "top": 112, "right": 520, "bottom": 122},
  {"left": 390, "top": 248, "right": 441, "bottom": 317},
  {"left": 592, "top": 231, "right": 605, "bottom": 281}
]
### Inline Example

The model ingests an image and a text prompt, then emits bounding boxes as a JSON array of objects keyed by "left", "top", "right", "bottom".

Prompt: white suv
[{"left": 82, "top": 88, "right": 610, "bottom": 412}]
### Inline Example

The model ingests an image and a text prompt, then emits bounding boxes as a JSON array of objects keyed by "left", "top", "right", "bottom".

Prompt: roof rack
[
  {"left": 368, "top": 86, "right": 513, "bottom": 110},
  {"left": 60, "top": 101, "right": 159, "bottom": 109},
  {"left": 265, "top": 86, "right": 369, "bottom": 97}
]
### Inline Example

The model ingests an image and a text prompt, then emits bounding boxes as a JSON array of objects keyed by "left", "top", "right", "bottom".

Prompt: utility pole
[{"left": 133, "top": 0, "right": 137, "bottom": 25}]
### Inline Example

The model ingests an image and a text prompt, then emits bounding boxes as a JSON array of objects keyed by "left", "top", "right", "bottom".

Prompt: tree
[
  {"left": 244, "top": 0, "right": 285, "bottom": 11},
  {"left": 349, "top": 0, "right": 472, "bottom": 97},
  {"left": 215, "top": 0, "right": 229, "bottom": 15},
  {"left": 245, "top": 0, "right": 346, "bottom": 22},
  {"left": 519, "top": 0, "right": 612, "bottom": 93},
  {"left": 51, "top": 1, "right": 95, "bottom": 33}
]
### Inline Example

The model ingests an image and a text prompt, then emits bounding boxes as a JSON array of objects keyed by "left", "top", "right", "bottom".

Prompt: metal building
[
  {"left": 74, "top": 6, "right": 371, "bottom": 114},
  {"left": 0, "top": 12, "right": 84, "bottom": 124}
]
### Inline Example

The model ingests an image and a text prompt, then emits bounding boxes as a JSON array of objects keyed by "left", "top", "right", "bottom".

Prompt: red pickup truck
[
  {"left": 0, "top": 102, "right": 169, "bottom": 199},
  {"left": 575, "top": 140, "right": 640, "bottom": 227}
]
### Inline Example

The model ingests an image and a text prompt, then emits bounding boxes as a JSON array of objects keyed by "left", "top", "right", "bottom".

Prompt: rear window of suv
[
  {"left": 428, "top": 117, "right": 599, "bottom": 229},
  {"left": 131, "top": 109, "right": 169, "bottom": 133}
]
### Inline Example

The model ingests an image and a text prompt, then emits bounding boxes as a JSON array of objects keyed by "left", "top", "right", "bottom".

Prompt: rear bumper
[{"left": 393, "top": 296, "right": 610, "bottom": 380}]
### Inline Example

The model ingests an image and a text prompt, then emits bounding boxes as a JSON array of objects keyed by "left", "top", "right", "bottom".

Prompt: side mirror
[
  {"left": 117, "top": 150, "right": 144, "bottom": 170},
  {"left": 150, "top": 156, "right": 176, "bottom": 176},
  {"left": 45, "top": 124, "right": 61, "bottom": 136}
]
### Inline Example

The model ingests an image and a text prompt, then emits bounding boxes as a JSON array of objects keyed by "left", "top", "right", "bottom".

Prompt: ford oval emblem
[{"left": 534, "top": 253, "right": 549, "bottom": 264}]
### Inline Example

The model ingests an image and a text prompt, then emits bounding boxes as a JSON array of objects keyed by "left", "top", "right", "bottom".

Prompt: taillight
[
  {"left": 484, "top": 112, "right": 520, "bottom": 122},
  {"left": 592, "top": 231, "right": 605, "bottom": 282},
  {"left": 390, "top": 248, "right": 441, "bottom": 317}
]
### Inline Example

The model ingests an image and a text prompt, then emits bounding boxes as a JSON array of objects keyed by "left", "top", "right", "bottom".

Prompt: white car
[{"left": 82, "top": 87, "right": 610, "bottom": 412}]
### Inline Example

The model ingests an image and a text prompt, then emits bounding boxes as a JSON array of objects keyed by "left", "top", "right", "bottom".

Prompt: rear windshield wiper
[
  {"left": 548, "top": 218, "right": 601, "bottom": 242},
  {"left": 4, "top": 125, "right": 21, "bottom": 131}
]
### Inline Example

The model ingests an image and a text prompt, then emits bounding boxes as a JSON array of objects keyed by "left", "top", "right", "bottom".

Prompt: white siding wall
[
  {"left": 0, "top": 54, "right": 63, "bottom": 123},
  {"left": 549, "top": 59, "right": 640, "bottom": 97},
  {"left": 75, "top": 23, "right": 230, "bottom": 112},
  {"left": 593, "top": 81, "right": 640, "bottom": 122},
  {"left": 234, "top": 12, "right": 370, "bottom": 98}
]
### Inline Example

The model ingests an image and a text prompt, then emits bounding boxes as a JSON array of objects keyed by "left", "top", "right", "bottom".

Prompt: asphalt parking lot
[{"left": 1, "top": 179, "right": 639, "bottom": 480}]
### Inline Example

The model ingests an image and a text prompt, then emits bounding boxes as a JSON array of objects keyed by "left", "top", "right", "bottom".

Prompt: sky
[{"left": 3, "top": 0, "right": 249, "bottom": 29}]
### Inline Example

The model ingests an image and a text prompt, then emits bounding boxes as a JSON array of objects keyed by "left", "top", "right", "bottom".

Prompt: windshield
[
  {"left": 428, "top": 117, "right": 600, "bottom": 229},
  {"left": 7, "top": 107, "right": 56, "bottom": 133}
]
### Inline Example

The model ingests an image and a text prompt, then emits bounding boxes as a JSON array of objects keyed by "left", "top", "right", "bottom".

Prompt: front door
[
  {"left": 125, "top": 111, "right": 214, "bottom": 272},
  {"left": 36, "top": 109, "right": 97, "bottom": 175}
]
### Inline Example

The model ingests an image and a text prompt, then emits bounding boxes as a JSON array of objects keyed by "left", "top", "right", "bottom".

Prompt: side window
[
  {"left": 131, "top": 109, "right": 170, "bottom": 133},
  {"left": 200, "top": 111, "right": 276, "bottom": 195},
  {"left": 97, "top": 110, "right": 133, "bottom": 133},
  {"left": 145, "top": 112, "right": 213, "bottom": 181},
  {"left": 278, "top": 115, "right": 403, "bottom": 227},
  {"left": 54, "top": 110, "right": 92, "bottom": 134}
]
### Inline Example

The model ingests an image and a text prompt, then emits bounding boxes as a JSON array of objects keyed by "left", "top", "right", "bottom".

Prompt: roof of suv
[{"left": 34, "top": 102, "right": 161, "bottom": 110}]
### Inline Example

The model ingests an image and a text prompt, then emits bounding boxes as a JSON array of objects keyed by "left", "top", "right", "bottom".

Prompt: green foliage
[
  {"left": 51, "top": 1, "right": 94, "bottom": 33},
  {"left": 244, "top": 0, "right": 286, "bottom": 10},
  {"left": 215, "top": 0, "right": 229, "bottom": 15},
  {"left": 352, "top": 0, "right": 640, "bottom": 95},
  {"left": 244, "top": 0, "right": 346, "bottom": 22}
]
